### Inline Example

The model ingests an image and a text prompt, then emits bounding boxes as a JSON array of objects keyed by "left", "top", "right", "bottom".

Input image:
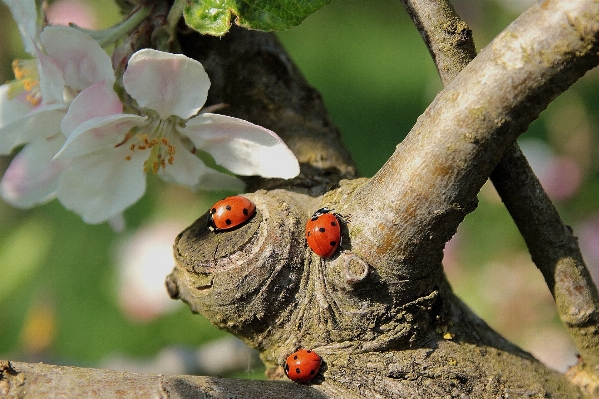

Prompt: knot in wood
[{"left": 167, "top": 190, "right": 307, "bottom": 344}]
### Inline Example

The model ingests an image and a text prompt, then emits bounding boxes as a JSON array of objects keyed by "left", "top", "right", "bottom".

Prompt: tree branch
[
  {"left": 348, "top": 0, "right": 599, "bottom": 279},
  {"left": 399, "top": 0, "right": 599, "bottom": 377},
  {"left": 0, "top": 360, "right": 327, "bottom": 398},
  {"left": 399, "top": 0, "right": 475, "bottom": 85},
  {"left": 491, "top": 147, "right": 599, "bottom": 382},
  {"left": 9, "top": 1, "right": 599, "bottom": 397},
  {"left": 167, "top": 2, "right": 599, "bottom": 396}
]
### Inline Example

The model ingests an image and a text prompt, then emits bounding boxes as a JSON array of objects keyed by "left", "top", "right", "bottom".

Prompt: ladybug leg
[{"left": 207, "top": 217, "right": 216, "bottom": 231}]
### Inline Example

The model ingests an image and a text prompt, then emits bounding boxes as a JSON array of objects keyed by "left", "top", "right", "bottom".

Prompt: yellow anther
[
  {"left": 121, "top": 120, "right": 181, "bottom": 174},
  {"left": 25, "top": 93, "right": 41, "bottom": 106},
  {"left": 9, "top": 59, "right": 41, "bottom": 106}
]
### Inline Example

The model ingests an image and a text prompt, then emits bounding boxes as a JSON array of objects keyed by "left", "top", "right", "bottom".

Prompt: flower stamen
[
  {"left": 8, "top": 59, "right": 41, "bottom": 106},
  {"left": 119, "top": 119, "right": 179, "bottom": 173}
]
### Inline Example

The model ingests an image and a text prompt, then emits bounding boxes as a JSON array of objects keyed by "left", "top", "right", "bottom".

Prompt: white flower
[
  {"left": 0, "top": 18, "right": 115, "bottom": 207},
  {"left": 55, "top": 49, "right": 300, "bottom": 224}
]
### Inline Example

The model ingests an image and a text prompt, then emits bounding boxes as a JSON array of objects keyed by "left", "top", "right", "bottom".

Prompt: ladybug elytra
[
  {"left": 305, "top": 208, "right": 341, "bottom": 258},
  {"left": 208, "top": 196, "right": 256, "bottom": 231},
  {"left": 284, "top": 349, "right": 322, "bottom": 383}
]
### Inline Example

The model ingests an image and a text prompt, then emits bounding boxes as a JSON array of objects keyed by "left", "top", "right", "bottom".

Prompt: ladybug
[
  {"left": 208, "top": 196, "right": 256, "bottom": 231},
  {"left": 284, "top": 349, "right": 322, "bottom": 383},
  {"left": 305, "top": 208, "right": 341, "bottom": 258}
]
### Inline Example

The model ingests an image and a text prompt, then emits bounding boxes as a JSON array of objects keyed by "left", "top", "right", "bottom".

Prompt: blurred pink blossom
[
  {"left": 115, "top": 221, "right": 184, "bottom": 321},
  {"left": 46, "top": 0, "right": 98, "bottom": 29},
  {"left": 539, "top": 156, "right": 582, "bottom": 201},
  {"left": 519, "top": 139, "right": 582, "bottom": 201}
]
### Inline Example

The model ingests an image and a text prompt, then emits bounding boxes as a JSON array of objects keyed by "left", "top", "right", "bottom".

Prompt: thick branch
[
  {"left": 399, "top": 0, "right": 599, "bottom": 372},
  {"left": 166, "top": 1, "right": 599, "bottom": 397},
  {"left": 0, "top": 360, "right": 326, "bottom": 398},
  {"left": 349, "top": 0, "right": 599, "bottom": 275}
]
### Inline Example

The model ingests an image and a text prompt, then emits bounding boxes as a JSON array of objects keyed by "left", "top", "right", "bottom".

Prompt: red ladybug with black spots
[
  {"left": 284, "top": 349, "right": 322, "bottom": 383},
  {"left": 305, "top": 208, "right": 341, "bottom": 258},
  {"left": 208, "top": 196, "right": 256, "bottom": 231}
]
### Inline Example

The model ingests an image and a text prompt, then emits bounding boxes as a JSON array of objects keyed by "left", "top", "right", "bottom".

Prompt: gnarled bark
[
  {"left": 5, "top": 0, "right": 599, "bottom": 397},
  {"left": 165, "top": 0, "right": 599, "bottom": 397},
  {"left": 399, "top": 0, "right": 599, "bottom": 387}
]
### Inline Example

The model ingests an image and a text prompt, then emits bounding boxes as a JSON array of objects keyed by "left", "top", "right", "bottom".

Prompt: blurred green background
[{"left": 1, "top": 0, "right": 598, "bottom": 377}]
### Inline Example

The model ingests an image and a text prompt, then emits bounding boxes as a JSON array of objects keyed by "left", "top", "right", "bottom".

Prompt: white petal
[
  {"left": 183, "top": 114, "right": 300, "bottom": 179},
  {"left": 57, "top": 147, "right": 147, "bottom": 224},
  {"left": 0, "top": 83, "right": 36, "bottom": 128},
  {"left": 40, "top": 26, "right": 115, "bottom": 91},
  {"left": 61, "top": 80, "right": 122, "bottom": 138},
  {"left": 0, "top": 106, "right": 65, "bottom": 154},
  {"left": 4, "top": 0, "right": 39, "bottom": 54},
  {"left": 123, "top": 49, "right": 209, "bottom": 120},
  {"left": 34, "top": 43, "right": 66, "bottom": 104},
  {"left": 0, "top": 133, "right": 67, "bottom": 208},
  {"left": 157, "top": 134, "right": 245, "bottom": 191},
  {"left": 56, "top": 113, "right": 146, "bottom": 159}
]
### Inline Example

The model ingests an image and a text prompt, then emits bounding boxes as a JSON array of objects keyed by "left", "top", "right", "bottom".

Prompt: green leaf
[{"left": 182, "top": 0, "right": 332, "bottom": 36}]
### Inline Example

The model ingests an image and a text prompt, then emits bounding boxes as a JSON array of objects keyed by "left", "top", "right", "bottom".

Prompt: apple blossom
[
  {"left": 55, "top": 49, "right": 300, "bottom": 224},
  {"left": 0, "top": 9, "right": 116, "bottom": 209}
]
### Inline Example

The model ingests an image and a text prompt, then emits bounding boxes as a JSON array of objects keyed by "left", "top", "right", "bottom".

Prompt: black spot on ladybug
[
  {"left": 319, "top": 227, "right": 326, "bottom": 232},
  {"left": 243, "top": 208, "right": 249, "bottom": 216},
  {"left": 331, "top": 221, "right": 337, "bottom": 226},
  {"left": 225, "top": 205, "right": 231, "bottom": 211},
  {"left": 295, "top": 368, "right": 301, "bottom": 374},
  {"left": 293, "top": 355, "right": 298, "bottom": 360},
  {"left": 307, "top": 232, "right": 311, "bottom": 236},
  {"left": 330, "top": 241, "right": 336, "bottom": 247},
  {"left": 307, "top": 350, "right": 312, "bottom": 353},
  {"left": 225, "top": 219, "right": 232, "bottom": 225}
]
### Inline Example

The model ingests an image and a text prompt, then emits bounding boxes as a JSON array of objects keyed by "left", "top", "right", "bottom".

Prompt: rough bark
[
  {"left": 166, "top": 0, "right": 599, "bottom": 397},
  {"left": 400, "top": 0, "right": 599, "bottom": 391},
  {"left": 4, "top": 0, "right": 599, "bottom": 397},
  {"left": 491, "top": 147, "right": 599, "bottom": 393},
  {"left": 0, "top": 360, "right": 326, "bottom": 398}
]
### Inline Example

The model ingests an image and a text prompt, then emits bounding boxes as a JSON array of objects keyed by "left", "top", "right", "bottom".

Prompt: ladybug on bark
[
  {"left": 305, "top": 208, "right": 341, "bottom": 258},
  {"left": 208, "top": 196, "right": 256, "bottom": 231},
  {"left": 284, "top": 349, "right": 322, "bottom": 383}
]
